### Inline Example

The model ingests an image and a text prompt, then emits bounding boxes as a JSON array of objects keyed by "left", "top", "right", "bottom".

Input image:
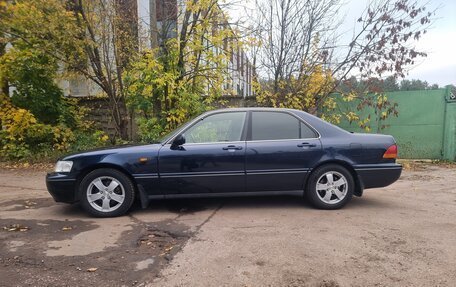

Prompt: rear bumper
[
  {"left": 46, "top": 173, "right": 78, "bottom": 203},
  {"left": 354, "top": 164, "right": 402, "bottom": 189}
]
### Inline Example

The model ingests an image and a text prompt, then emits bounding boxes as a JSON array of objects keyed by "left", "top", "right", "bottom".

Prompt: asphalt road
[{"left": 0, "top": 163, "right": 455, "bottom": 287}]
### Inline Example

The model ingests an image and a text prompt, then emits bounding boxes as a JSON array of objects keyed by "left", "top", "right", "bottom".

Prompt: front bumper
[
  {"left": 354, "top": 163, "right": 402, "bottom": 189},
  {"left": 46, "top": 173, "right": 78, "bottom": 203}
]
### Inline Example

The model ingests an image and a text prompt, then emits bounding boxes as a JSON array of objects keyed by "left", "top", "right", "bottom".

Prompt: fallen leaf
[
  {"left": 87, "top": 267, "right": 98, "bottom": 272},
  {"left": 62, "top": 226, "right": 73, "bottom": 231},
  {"left": 3, "top": 224, "right": 30, "bottom": 232},
  {"left": 23, "top": 200, "right": 37, "bottom": 208}
]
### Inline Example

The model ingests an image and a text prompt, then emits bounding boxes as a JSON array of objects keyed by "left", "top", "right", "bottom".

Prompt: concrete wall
[
  {"left": 78, "top": 97, "right": 137, "bottom": 140},
  {"left": 80, "top": 95, "right": 254, "bottom": 140}
]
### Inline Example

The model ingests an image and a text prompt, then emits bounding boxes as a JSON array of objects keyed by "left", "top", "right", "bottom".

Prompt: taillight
[{"left": 383, "top": 144, "right": 398, "bottom": 159}]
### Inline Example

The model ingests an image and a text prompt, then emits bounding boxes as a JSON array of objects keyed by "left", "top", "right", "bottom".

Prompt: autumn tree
[
  {"left": 2, "top": 0, "right": 249, "bottom": 141},
  {"left": 251, "top": 0, "right": 434, "bottom": 125},
  {"left": 125, "top": 0, "right": 244, "bottom": 141},
  {"left": 0, "top": 0, "right": 81, "bottom": 127},
  {"left": 0, "top": 0, "right": 139, "bottom": 140}
]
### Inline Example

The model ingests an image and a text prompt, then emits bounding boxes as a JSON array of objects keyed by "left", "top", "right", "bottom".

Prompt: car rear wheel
[
  {"left": 306, "top": 164, "right": 354, "bottom": 209},
  {"left": 80, "top": 168, "right": 135, "bottom": 217}
]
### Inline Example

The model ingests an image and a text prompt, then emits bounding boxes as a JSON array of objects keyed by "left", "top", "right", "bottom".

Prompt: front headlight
[{"left": 55, "top": 161, "right": 73, "bottom": 173}]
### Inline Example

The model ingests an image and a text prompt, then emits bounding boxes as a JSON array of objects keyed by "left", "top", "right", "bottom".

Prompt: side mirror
[{"left": 171, "top": 134, "right": 185, "bottom": 148}]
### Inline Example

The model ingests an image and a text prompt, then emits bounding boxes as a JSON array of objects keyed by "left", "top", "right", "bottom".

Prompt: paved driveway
[{"left": 0, "top": 164, "right": 455, "bottom": 286}]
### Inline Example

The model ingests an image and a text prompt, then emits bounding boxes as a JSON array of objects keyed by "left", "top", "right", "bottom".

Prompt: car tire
[
  {"left": 80, "top": 168, "right": 135, "bottom": 217},
  {"left": 305, "top": 164, "right": 354, "bottom": 210}
]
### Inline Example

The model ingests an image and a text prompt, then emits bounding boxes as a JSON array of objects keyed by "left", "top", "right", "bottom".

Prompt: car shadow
[
  {"left": 50, "top": 194, "right": 393, "bottom": 218},
  {"left": 133, "top": 194, "right": 392, "bottom": 214},
  {"left": 130, "top": 195, "right": 308, "bottom": 215}
]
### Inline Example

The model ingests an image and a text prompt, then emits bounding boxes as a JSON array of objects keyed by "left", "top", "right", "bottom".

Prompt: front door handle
[
  {"left": 297, "top": 142, "right": 317, "bottom": 148},
  {"left": 222, "top": 145, "right": 243, "bottom": 151}
]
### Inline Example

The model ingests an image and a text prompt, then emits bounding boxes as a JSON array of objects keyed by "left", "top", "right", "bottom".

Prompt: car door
[
  {"left": 158, "top": 111, "right": 247, "bottom": 195},
  {"left": 246, "top": 111, "right": 323, "bottom": 192}
]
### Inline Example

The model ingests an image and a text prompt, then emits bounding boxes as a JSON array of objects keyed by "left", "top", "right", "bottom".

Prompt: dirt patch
[
  {"left": 136, "top": 220, "right": 193, "bottom": 271},
  {"left": 0, "top": 198, "right": 55, "bottom": 211},
  {"left": 0, "top": 162, "right": 53, "bottom": 172},
  {"left": 398, "top": 160, "right": 429, "bottom": 171},
  {"left": 0, "top": 216, "right": 193, "bottom": 286},
  {"left": 280, "top": 272, "right": 341, "bottom": 287},
  {"left": 0, "top": 218, "right": 96, "bottom": 286},
  {"left": 399, "top": 173, "right": 440, "bottom": 181},
  {"left": 163, "top": 199, "right": 208, "bottom": 215},
  {"left": 398, "top": 160, "right": 456, "bottom": 171}
]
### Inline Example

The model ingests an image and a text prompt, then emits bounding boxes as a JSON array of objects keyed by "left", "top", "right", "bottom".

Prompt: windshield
[{"left": 157, "top": 118, "right": 194, "bottom": 144}]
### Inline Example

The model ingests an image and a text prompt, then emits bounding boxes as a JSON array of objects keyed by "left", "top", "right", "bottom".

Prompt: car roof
[
  {"left": 203, "top": 107, "right": 299, "bottom": 114},
  {"left": 201, "top": 107, "right": 307, "bottom": 117}
]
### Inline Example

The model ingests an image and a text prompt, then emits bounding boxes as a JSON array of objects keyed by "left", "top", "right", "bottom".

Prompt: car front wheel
[
  {"left": 306, "top": 164, "right": 354, "bottom": 209},
  {"left": 80, "top": 168, "right": 135, "bottom": 217}
]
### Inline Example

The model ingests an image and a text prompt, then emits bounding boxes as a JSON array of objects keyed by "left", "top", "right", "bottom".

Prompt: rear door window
[{"left": 251, "top": 112, "right": 317, "bottom": 140}]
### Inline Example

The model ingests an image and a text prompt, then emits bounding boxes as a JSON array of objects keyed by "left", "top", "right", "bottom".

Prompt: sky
[
  {"left": 230, "top": 0, "right": 456, "bottom": 86},
  {"left": 403, "top": 0, "right": 456, "bottom": 86},
  {"left": 339, "top": 0, "right": 456, "bottom": 86}
]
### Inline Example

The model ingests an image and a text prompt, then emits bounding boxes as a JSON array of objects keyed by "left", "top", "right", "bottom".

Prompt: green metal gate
[{"left": 331, "top": 87, "right": 456, "bottom": 160}]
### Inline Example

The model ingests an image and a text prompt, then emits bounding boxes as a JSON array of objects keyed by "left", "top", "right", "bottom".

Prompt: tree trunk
[
  {"left": 149, "top": 0, "right": 158, "bottom": 49},
  {"left": 109, "top": 95, "right": 129, "bottom": 140},
  {"left": 0, "top": 42, "right": 8, "bottom": 96}
]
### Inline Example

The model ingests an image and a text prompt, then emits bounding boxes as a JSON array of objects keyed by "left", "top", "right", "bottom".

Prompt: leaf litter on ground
[{"left": 2, "top": 224, "right": 30, "bottom": 232}]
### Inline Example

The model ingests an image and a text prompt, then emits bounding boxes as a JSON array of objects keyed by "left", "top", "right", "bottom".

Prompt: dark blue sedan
[{"left": 46, "top": 108, "right": 402, "bottom": 217}]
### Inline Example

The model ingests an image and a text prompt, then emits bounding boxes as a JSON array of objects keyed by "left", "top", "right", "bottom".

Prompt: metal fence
[{"left": 331, "top": 87, "right": 456, "bottom": 160}]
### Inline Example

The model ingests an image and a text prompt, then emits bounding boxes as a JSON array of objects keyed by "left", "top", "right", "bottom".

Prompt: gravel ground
[{"left": 0, "top": 163, "right": 455, "bottom": 287}]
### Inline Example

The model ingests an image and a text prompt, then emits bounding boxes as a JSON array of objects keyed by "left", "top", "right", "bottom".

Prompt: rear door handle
[
  {"left": 297, "top": 142, "right": 317, "bottom": 148},
  {"left": 222, "top": 145, "right": 243, "bottom": 151}
]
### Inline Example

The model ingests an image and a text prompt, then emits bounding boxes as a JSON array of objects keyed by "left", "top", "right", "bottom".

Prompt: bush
[
  {"left": 70, "top": 130, "right": 110, "bottom": 153},
  {"left": 0, "top": 95, "right": 109, "bottom": 161}
]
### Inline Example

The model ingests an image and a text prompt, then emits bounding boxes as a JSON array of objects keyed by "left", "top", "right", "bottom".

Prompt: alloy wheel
[
  {"left": 86, "top": 176, "right": 125, "bottom": 212},
  {"left": 316, "top": 171, "right": 348, "bottom": 204}
]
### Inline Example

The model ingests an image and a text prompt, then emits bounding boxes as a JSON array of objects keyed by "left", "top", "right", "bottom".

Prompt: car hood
[{"left": 61, "top": 143, "right": 162, "bottom": 161}]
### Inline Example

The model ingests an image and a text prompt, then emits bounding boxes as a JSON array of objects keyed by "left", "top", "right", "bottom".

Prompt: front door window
[{"left": 184, "top": 112, "right": 246, "bottom": 143}]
